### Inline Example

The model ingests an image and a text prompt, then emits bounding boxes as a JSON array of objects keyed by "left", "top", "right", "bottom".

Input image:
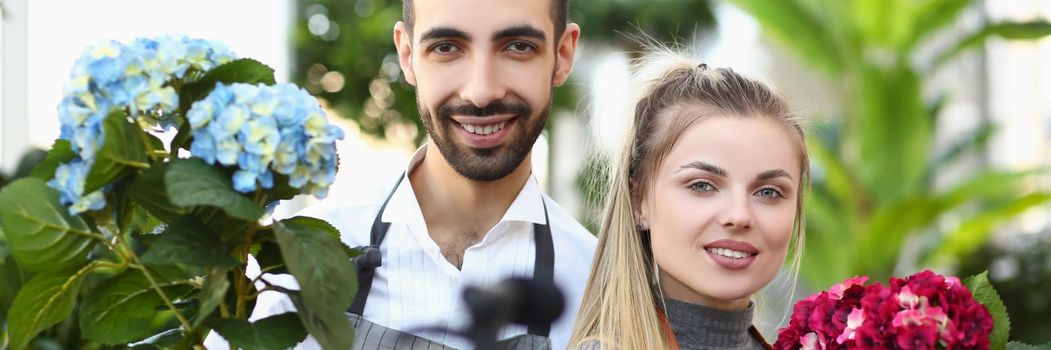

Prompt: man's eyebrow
[
  {"left": 678, "top": 161, "right": 727, "bottom": 177},
  {"left": 420, "top": 27, "right": 470, "bottom": 42},
  {"left": 757, "top": 169, "right": 792, "bottom": 181},
  {"left": 492, "top": 25, "right": 547, "bottom": 43}
]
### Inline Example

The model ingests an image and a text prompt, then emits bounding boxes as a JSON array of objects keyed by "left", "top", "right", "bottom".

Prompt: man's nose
[{"left": 459, "top": 54, "right": 507, "bottom": 108}]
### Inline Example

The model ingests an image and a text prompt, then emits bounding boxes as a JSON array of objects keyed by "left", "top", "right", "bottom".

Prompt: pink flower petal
[
  {"left": 835, "top": 308, "right": 865, "bottom": 344},
  {"left": 897, "top": 285, "right": 919, "bottom": 309},
  {"left": 801, "top": 332, "right": 827, "bottom": 350},
  {"left": 829, "top": 276, "right": 869, "bottom": 300}
]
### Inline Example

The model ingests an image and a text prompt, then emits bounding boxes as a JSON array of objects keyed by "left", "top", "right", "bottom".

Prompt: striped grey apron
[{"left": 348, "top": 174, "right": 555, "bottom": 350}]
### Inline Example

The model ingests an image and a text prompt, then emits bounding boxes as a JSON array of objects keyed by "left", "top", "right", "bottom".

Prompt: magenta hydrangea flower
[{"left": 774, "top": 270, "right": 993, "bottom": 350}]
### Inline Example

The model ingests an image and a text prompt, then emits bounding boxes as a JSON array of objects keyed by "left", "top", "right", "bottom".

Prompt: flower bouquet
[
  {"left": 774, "top": 270, "right": 1048, "bottom": 350},
  {"left": 0, "top": 35, "right": 355, "bottom": 349}
]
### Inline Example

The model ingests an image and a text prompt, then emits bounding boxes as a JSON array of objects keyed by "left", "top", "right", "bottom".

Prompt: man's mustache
[{"left": 438, "top": 101, "right": 530, "bottom": 119}]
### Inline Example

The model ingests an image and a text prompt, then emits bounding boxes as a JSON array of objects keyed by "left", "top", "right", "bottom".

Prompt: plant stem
[
  {"left": 115, "top": 232, "right": 194, "bottom": 332},
  {"left": 219, "top": 297, "right": 231, "bottom": 318},
  {"left": 233, "top": 224, "right": 260, "bottom": 319},
  {"left": 132, "top": 263, "right": 194, "bottom": 331}
]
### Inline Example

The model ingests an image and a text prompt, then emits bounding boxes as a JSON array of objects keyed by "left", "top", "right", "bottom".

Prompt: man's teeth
[
  {"left": 462, "top": 121, "right": 507, "bottom": 135},
  {"left": 706, "top": 247, "right": 754, "bottom": 259}
]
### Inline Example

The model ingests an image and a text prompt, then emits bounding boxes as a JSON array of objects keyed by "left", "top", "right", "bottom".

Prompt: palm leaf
[
  {"left": 927, "top": 192, "right": 1051, "bottom": 261},
  {"left": 933, "top": 21, "right": 1051, "bottom": 71},
  {"left": 727, "top": 0, "right": 846, "bottom": 74}
]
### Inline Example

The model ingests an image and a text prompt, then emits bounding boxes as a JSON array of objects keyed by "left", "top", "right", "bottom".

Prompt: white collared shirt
[{"left": 218, "top": 147, "right": 596, "bottom": 350}]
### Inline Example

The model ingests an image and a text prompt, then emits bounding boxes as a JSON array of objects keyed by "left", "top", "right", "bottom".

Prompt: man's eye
[
  {"left": 508, "top": 42, "right": 535, "bottom": 53},
  {"left": 432, "top": 43, "right": 460, "bottom": 54}
]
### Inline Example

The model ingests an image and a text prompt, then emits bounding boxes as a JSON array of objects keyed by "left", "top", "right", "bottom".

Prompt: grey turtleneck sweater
[
  {"left": 574, "top": 298, "right": 768, "bottom": 350},
  {"left": 663, "top": 297, "right": 767, "bottom": 350}
]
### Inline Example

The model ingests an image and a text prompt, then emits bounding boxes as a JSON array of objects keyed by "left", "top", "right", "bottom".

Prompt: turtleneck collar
[{"left": 662, "top": 297, "right": 764, "bottom": 350}]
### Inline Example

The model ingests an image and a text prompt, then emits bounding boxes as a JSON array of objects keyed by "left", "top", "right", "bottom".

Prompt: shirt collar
[{"left": 381, "top": 146, "right": 548, "bottom": 228}]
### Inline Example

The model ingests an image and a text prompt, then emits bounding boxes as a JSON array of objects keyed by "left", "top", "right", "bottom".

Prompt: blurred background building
[{"left": 1, "top": 0, "right": 1049, "bottom": 344}]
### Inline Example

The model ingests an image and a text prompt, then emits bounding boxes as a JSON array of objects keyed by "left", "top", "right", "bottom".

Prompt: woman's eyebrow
[
  {"left": 756, "top": 169, "right": 792, "bottom": 181},
  {"left": 678, "top": 161, "right": 727, "bottom": 177}
]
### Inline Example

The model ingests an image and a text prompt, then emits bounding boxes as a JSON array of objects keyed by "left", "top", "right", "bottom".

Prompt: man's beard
[{"left": 418, "top": 94, "right": 550, "bottom": 181}]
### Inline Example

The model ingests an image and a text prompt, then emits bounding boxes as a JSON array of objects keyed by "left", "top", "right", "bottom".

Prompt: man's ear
[
  {"left": 394, "top": 21, "right": 417, "bottom": 86},
  {"left": 552, "top": 23, "right": 580, "bottom": 87}
]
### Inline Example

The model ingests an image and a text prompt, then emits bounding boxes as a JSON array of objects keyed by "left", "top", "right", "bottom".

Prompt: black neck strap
[{"left": 347, "top": 173, "right": 556, "bottom": 337}]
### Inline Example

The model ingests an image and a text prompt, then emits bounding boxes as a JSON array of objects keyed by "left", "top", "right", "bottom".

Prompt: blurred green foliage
[
  {"left": 290, "top": 0, "right": 714, "bottom": 144},
  {"left": 959, "top": 231, "right": 1051, "bottom": 344},
  {"left": 726, "top": 0, "right": 1051, "bottom": 288}
]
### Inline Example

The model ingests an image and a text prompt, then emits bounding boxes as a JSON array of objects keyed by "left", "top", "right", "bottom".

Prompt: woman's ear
[{"left": 635, "top": 197, "right": 650, "bottom": 231}]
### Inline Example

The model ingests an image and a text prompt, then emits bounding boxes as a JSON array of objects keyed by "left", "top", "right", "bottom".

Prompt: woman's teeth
[
  {"left": 462, "top": 121, "right": 507, "bottom": 136},
  {"left": 706, "top": 247, "right": 755, "bottom": 259}
]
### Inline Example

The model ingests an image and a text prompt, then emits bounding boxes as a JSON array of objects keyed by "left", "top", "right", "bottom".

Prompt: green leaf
[
  {"left": 1007, "top": 341, "right": 1051, "bottom": 350},
  {"left": 210, "top": 312, "right": 308, "bottom": 350},
  {"left": 128, "top": 328, "right": 186, "bottom": 349},
  {"left": 964, "top": 272, "right": 1009, "bottom": 350},
  {"left": 929, "top": 124, "right": 996, "bottom": 177},
  {"left": 934, "top": 21, "right": 1051, "bottom": 70},
  {"left": 856, "top": 65, "right": 929, "bottom": 205},
  {"left": 0, "top": 251, "right": 26, "bottom": 326},
  {"left": 139, "top": 216, "right": 241, "bottom": 268},
  {"left": 179, "top": 58, "right": 276, "bottom": 114},
  {"left": 727, "top": 0, "right": 846, "bottom": 74},
  {"left": 165, "top": 158, "right": 264, "bottom": 221},
  {"left": 931, "top": 192, "right": 1051, "bottom": 260},
  {"left": 7, "top": 264, "right": 96, "bottom": 350},
  {"left": 806, "top": 133, "right": 860, "bottom": 213},
  {"left": 932, "top": 170, "right": 1041, "bottom": 213},
  {"left": 29, "top": 140, "right": 76, "bottom": 181},
  {"left": 195, "top": 267, "right": 231, "bottom": 327},
  {"left": 254, "top": 240, "right": 288, "bottom": 275},
  {"left": 903, "top": 0, "right": 971, "bottom": 52},
  {"left": 0, "top": 178, "right": 98, "bottom": 272},
  {"left": 854, "top": 195, "right": 939, "bottom": 279},
  {"left": 852, "top": 0, "right": 913, "bottom": 49},
  {"left": 171, "top": 120, "right": 193, "bottom": 155},
  {"left": 128, "top": 161, "right": 187, "bottom": 224},
  {"left": 79, "top": 267, "right": 193, "bottom": 344},
  {"left": 274, "top": 216, "right": 356, "bottom": 349},
  {"left": 85, "top": 110, "right": 150, "bottom": 193},
  {"left": 802, "top": 190, "right": 855, "bottom": 286}
]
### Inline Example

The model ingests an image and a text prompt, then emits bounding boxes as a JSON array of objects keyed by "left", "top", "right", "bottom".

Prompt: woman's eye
[
  {"left": 689, "top": 181, "right": 716, "bottom": 192},
  {"left": 755, "top": 188, "right": 784, "bottom": 199}
]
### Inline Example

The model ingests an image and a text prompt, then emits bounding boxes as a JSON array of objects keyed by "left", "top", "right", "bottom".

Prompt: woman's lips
[{"left": 703, "top": 239, "right": 758, "bottom": 270}]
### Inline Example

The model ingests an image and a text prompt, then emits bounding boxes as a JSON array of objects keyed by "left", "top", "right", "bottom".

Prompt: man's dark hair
[{"left": 402, "top": 0, "right": 570, "bottom": 42}]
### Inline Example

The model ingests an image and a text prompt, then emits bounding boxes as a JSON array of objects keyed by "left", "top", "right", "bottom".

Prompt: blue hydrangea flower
[
  {"left": 50, "top": 35, "right": 237, "bottom": 215},
  {"left": 188, "top": 82, "right": 344, "bottom": 198}
]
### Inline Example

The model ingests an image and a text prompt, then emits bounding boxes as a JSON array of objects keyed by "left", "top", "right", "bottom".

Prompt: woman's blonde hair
[{"left": 569, "top": 49, "right": 810, "bottom": 349}]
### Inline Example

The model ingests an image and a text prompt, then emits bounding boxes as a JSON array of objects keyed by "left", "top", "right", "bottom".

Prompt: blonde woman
[{"left": 570, "top": 51, "right": 809, "bottom": 350}]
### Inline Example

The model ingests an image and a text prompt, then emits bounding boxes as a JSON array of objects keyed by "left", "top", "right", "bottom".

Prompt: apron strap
[
  {"left": 527, "top": 199, "right": 555, "bottom": 337},
  {"left": 348, "top": 173, "right": 556, "bottom": 339},
  {"left": 348, "top": 173, "right": 405, "bottom": 316}
]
